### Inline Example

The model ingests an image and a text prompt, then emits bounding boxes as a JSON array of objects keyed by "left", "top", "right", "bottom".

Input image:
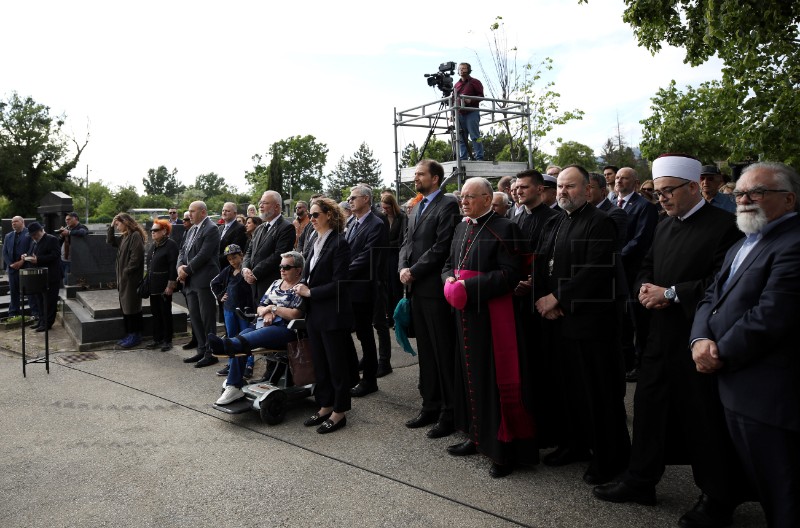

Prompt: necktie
[
  {"left": 347, "top": 220, "right": 359, "bottom": 242},
  {"left": 617, "top": 198, "right": 624, "bottom": 209},
  {"left": 416, "top": 198, "right": 428, "bottom": 221},
  {"left": 221, "top": 223, "right": 229, "bottom": 239},
  {"left": 13, "top": 231, "right": 18, "bottom": 256}
]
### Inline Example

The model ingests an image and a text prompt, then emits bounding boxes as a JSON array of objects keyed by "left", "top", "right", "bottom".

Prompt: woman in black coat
[
  {"left": 292, "top": 197, "right": 356, "bottom": 434},
  {"left": 144, "top": 218, "right": 179, "bottom": 351},
  {"left": 380, "top": 193, "right": 407, "bottom": 323}
]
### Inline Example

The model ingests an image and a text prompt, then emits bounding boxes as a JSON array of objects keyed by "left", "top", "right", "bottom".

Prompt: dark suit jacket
[
  {"left": 29, "top": 233, "right": 62, "bottom": 285},
  {"left": 242, "top": 215, "right": 295, "bottom": 299},
  {"left": 597, "top": 198, "right": 629, "bottom": 251},
  {"left": 398, "top": 191, "right": 460, "bottom": 298},
  {"left": 346, "top": 211, "right": 389, "bottom": 303},
  {"left": 620, "top": 192, "right": 659, "bottom": 283},
  {"left": 303, "top": 232, "right": 353, "bottom": 331},
  {"left": 690, "top": 214, "right": 800, "bottom": 432},
  {"left": 3, "top": 228, "right": 31, "bottom": 274},
  {"left": 177, "top": 217, "right": 220, "bottom": 293},
  {"left": 218, "top": 221, "right": 248, "bottom": 269}
]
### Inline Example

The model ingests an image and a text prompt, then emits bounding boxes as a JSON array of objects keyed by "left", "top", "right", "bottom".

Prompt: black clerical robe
[
  {"left": 626, "top": 203, "right": 750, "bottom": 502},
  {"left": 534, "top": 202, "right": 630, "bottom": 477},
  {"left": 442, "top": 212, "right": 536, "bottom": 465}
]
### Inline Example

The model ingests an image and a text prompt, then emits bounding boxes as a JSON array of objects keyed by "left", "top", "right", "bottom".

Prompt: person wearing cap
[
  {"left": 594, "top": 154, "right": 750, "bottom": 528},
  {"left": 541, "top": 173, "right": 560, "bottom": 211},
  {"left": 21, "top": 222, "right": 61, "bottom": 332},
  {"left": 143, "top": 218, "right": 179, "bottom": 352},
  {"left": 700, "top": 165, "right": 736, "bottom": 213},
  {"left": 691, "top": 162, "right": 800, "bottom": 527},
  {"left": 210, "top": 243, "right": 254, "bottom": 377}
]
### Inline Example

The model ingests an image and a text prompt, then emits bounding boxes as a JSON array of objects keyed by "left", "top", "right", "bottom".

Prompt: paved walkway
[{"left": 0, "top": 323, "right": 766, "bottom": 527}]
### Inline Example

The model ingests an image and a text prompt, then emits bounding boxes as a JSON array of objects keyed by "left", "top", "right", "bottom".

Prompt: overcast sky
[{"left": 2, "top": 0, "right": 722, "bottom": 197}]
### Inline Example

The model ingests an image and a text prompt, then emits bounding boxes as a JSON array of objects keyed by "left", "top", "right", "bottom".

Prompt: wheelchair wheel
[{"left": 259, "top": 390, "right": 287, "bottom": 425}]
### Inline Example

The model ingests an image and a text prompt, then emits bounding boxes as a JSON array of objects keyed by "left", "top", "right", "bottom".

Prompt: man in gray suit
[{"left": 178, "top": 201, "right": 221, "bottom": 368}]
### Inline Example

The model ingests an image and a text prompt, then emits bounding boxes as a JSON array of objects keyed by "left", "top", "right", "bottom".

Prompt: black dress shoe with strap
[
  {"left": 593, "top": 481, "right": 657, "bottom": 506},
  {"left": 303, "top": 412, "right": 332, "bottom": 427},
  {"left": 446, "top": 440, "right": 477, "bottom": 456},
  {"left": 317, "top": 416, "right": 346, "bottom": 434},
  {"left": 405, "top": 410, "right": 438, "bottom": 429}
]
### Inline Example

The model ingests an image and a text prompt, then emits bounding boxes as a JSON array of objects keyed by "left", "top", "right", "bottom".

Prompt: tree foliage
[
  {"left": 245, "top": 135, "right": 328, "bottom": 198},
  {"left": 0, "top": 92, "right": 88, "bottom": 216},
  {"left": 194, "top": 172, "right": 230, "bottom": 198},
  {"left": 324, "top": 142, "right": 383, "bottom": 201},
  {"left": 400, "top": 139, "right": 453, "bottom": 167},
  {"left": 96, "top": 185, "right": 140, "bottom": 219},
  {"left": 639, "top": 80, "right": 734, "bottom": 163},
  {"left": 142, "top": 166, "right": 184, "bottom": 197},
  {"left": 553, "top": 141, "right": 597, "bottom": 171},
  {"left": 613, "top": 0, "right": 800, "bottom": 165},
  {"left": 473, "top": 17, "right": 583, "bottom": 162}
]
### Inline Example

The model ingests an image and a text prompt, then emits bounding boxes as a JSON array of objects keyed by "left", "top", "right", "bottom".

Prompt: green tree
[
  {"left": 553, "top": 141, "right": 597, "bottom": 171},
  {"left": 323, "top": 143, "right": 383, "bottom": 201},
  {"left": 96, "top": 185, "right": 141, "bottom": 218},
  {"left": 142, "top": 166, "right": 184, "bottom": 197},
  {"left": 607, "top": 0, "right": 800, "bottom": 164},
  {"left": 72, "top": 180, "right": 112, "bottom": 220},
  {"left": 195, "top": 172, "right": 230, "bottom": 198},
  {"left": 639, "top": 80, "right": 734, "bottom": 163},
  {"left": 140, "top": 194, "right": 175, "bottom": 209},
  {"left": 245, "top": 135, "right": 328, "bottom": 198},
  {"left": 473, "top": 17, "right": 583, "bottom": 162},
  {"left": 0, "top": 92, "right": 88, "bottom": 216}
]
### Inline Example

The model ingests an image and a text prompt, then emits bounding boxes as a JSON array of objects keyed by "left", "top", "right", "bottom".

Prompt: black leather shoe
[
  {"left": 405, "top": 410, "right": 438, "bottom": 429},
  {"left": 376, "top": 364, "right": 393, "bottom": 378},
  {"left": 542, "top": 446, "right": 592, "bottom": 466},
  {"left": 182, "top": 339, "right": 197, "bottom": 350},
  {"left": 145, "top": 341, "right": 161, "bottom": 350},
  {"left": 35, "top": 326, "right": 47, "bottom": 333},
  {"left": 489, "top": 462, "right": 514, "bottom": 478},
  {"left": 304, "top": 412, "right": 332, "bottom": 427},
  {"left": 350, "top": 381, "right": 378, "bottom": 397},
  {"left": 447, "top": 440, "right": 477, "bottom": 456},
  {"left": 583, "top": 469, "right": 616, "bottom": 485},
  {"left": 678, "top": 494, "right": 734, "bottom": 528},
  {"left": 426, "top": 420, "right": 455, "bottom": 439},
  {"left": 317, "top": 416, "right": 346, "bottom": 434},
  {"left": 195, "top": 355, "right": 219, "bottom": 368},
  {"left": 183, "top": 353, "right": 204, "bottom": 363},
  {"left": 593, "top": 481, "right": 657, "bottom": 506},
  {"left": 160, "top": 342, "right": 173, "bottom": 352}
]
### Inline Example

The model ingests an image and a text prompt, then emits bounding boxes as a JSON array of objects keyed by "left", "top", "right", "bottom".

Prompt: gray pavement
[{"left": 0, "top": 323, "right": 766, "bottom": 527}]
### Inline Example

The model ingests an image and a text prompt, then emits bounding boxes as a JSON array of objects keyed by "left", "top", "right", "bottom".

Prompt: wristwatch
[
  {"left": 664, "top": 287, "right": 677, "bottom": 301},
  {"left": 271, "top": 305, "right": 278, "bottom": 314}
]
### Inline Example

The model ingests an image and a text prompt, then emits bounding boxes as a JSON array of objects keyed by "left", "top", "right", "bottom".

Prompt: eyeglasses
[
  {"left": 653, "top": 180, "right": 691, "bottom": 199},
  {"left": 150, "top": 228, "right": 162, "bottom": 232},
  {"left": 279, "top": 265, "right": 299, "bottom": 271},
  {"left": 732, "top": 188, "right": 791, "bottom": 202},
  {"left": 169, "top": 211, "right": 177, "bottom": 215},
  {"left": 309, "top": 212, "right": 323, "bottom": 218},
  {"left": 346, "top": 196, "right": 360, "bottom": 202},
  {"left": 461, "top": 193, "right": 489, "bottom": 201},
  {"left": 183, "top": 219, "right": 191, "bottom": 223}
]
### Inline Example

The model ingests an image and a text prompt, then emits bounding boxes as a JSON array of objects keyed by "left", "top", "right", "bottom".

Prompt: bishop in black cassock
[{"left": 442, "top": 179, "right": 536, "bottom": 477}]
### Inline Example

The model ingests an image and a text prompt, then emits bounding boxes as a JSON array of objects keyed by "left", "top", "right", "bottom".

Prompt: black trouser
[
  {"left": 353, "top": 300, "right": 378, "bottom": 384},
  {"left": 372, "top": 282, "right": 391, "bottom": 366},
  {"left": 307, "top": 325, "right": 356, "bottom": 413},
  {"left": 411, "top": 294, "right": 456, "bottom": 420},
  {"left": 35, "top": 282, "right": 60, "bottom": 328},
  {"left": 149, "top": 293, "right": 173, "bottom": 343},
  {"left": 122, "top": 312, "right": 143, "bottom": 334}
]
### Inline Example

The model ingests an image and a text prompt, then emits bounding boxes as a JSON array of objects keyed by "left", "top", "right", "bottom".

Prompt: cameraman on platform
[{"left": 454, "top": 62, "right": 484, "bottom": 161}]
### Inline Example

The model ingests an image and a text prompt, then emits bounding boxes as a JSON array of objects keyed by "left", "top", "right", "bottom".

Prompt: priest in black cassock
[
  {"left": 442, "top": 177, "right": 536, "bottom": 479},
  {"left": 533, "top": 165, "right": 631, "bottom": 485},
  {"left": 510, "top": 169, "right": 561, "bottom": 443},
  {"left": 594, "top": 154, "right": 751, "bottom": 528}
]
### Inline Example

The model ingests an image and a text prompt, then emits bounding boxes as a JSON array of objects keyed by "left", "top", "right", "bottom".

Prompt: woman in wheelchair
[{"left": 211, "top": 251, "right": 307, "bottom": 405}]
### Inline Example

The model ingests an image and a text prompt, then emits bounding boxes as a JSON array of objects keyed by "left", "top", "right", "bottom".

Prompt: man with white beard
[
  {"left": 691, "top": 162, "right": 800, "bottom": 528},
  {"left": 594, "top": 154, "right": 749, "bottom": 528}
]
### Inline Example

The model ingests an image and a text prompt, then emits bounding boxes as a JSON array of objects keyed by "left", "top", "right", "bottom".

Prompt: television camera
[{"left": 424, "top": 61, "right": 456, "bottom": 96}]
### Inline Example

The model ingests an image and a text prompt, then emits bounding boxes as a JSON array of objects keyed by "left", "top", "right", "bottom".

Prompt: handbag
[
  {"left": 287, "top": 337, "right": 315, "bottom": 386},
  {"left": 137, "top": 274, "right": 151, "bottom": 299}
]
